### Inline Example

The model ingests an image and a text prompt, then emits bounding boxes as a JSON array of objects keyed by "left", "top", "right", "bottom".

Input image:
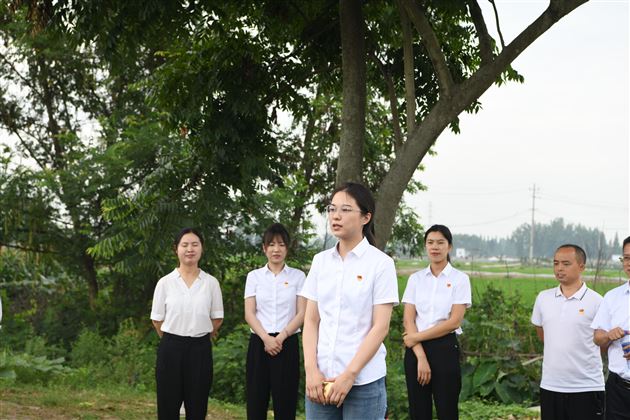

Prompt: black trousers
[
  {"left": 606, "top": 372, "right": 630, "bottom": 420},
  {"left": 404, "top": 333, "right": 461, "bottom": 420},
  {"left": 246, "top": 333, "right": 300, "bottom": 420},
  {"left": 156, "top": 332, "right": 213, "bottom": 420},
  {"left": 540, "top": 388, "right": 604, "bottom": 420}
]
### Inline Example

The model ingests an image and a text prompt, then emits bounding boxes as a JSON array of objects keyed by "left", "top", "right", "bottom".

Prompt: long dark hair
[
  {"left": 424, "top": 224, "right": 453, "bottom": 263},
  {"left": 331, "top": 182, "right": 376, "bottom": 246}
]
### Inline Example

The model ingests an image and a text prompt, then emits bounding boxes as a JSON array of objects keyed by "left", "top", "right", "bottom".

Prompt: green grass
[
  {"left": 0, "top": 382, "right": 248, "bottom": 419},
  {"left": 0, "top": 382, "right": 540, "bottom": 419},
  {"left": 396, "top": 266, "right": 625, "bottom": 306},
  {"left": 397, "top": 258, "right": 624, "bottom": 278}
]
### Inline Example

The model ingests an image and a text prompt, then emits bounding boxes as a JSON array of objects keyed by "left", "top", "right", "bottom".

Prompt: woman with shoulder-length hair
[
  {"left": 150, "top": 227, "right": 224, "bottom": 420},
  {"left": 402, "top": 224, "right": 472, "bottom": 420},
  {"left": 301, "top": 182, "right": 399, "bottom": 419},
  {"left": 244, "top": 222, "right": 306, "bottom": 420}
]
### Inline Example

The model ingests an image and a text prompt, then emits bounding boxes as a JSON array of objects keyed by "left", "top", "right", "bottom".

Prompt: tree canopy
[{"left": 0, "top": 0, "right": 590, "bottom": 313}]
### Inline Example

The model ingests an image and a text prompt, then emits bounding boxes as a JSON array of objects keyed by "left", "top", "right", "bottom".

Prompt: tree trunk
[{"left": 335, "top": 0, "right": 366, "bottom": 186}]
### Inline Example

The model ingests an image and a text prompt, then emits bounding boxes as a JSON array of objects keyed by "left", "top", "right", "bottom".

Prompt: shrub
[
  {"left": 69, "top": 329, "right": 110, "bottom": 368},
  {"left": 459, "top": 285, "right": 541, "bottom": 404},
  {"left": 0, "top": 349, "right": 69, "bottom": 384},
  {"left": 212, "top": 324, "right": 250, "bottom": 404}
]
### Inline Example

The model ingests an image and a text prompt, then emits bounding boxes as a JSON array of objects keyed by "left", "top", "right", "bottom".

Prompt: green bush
[
  {"left": 106, "top": 319, "right": 157, "bottom": 390},
  {"left": 212, "top": 324, "right": 250, "bottom": 404},
  {"left": 69, "top": 329, "right": 110, "bottom": 368},
  {"left": 0, "top": 349, "right": 69, "bottom": 384},
  {"left": 459, "top": 285, "right": 540, "bottom": 404}
]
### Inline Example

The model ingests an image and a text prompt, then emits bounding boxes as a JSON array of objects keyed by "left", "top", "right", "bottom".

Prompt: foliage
[
  {"left": 459, "top": 285, "right": 541, "bottom": 404},
  {"left": 0, "top": 349, "right": 69, "bottom": 384},
  {"left": 212, "top": 324, "right": 250, "bottom": 404}
]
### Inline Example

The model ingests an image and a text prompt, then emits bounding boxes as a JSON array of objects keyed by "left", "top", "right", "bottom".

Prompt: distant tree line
[{"left": 451, "top": 218, "right": 620, "bottom": 261}]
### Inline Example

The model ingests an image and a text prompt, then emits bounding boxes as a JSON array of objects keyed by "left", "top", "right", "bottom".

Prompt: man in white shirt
[
  {"left": 531, "top": 244, "right": 605, "bottom": 420},
  {"left": 592, "top": 235, "right": 630, "bottom": 420}
]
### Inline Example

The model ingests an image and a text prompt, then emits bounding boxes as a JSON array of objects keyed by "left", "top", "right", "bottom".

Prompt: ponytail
[{"left": 331, "top": 182, "right": 377, "bottom": 246}]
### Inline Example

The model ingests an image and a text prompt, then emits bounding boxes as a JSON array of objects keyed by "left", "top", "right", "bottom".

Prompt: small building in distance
[{"left": 455, "top": 248, "right": 467, "bottom": 259}]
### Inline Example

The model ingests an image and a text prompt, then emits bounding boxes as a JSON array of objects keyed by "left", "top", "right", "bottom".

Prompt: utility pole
[{"left": 529, "top": 184, "right": 537, "bottom": 263}]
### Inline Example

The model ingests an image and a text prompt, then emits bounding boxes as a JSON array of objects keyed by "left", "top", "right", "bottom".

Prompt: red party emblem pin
[{"left": 357, "top": 275, "right": 363, "bottom": 281}]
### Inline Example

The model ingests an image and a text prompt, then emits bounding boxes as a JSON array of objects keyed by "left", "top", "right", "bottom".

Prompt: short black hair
[
  {"left": 623, "top": 236, "right": 630, "bottom": 250},
  {"left": 263, "top": 223, "right": 290, "bottom": 247},
  {"left": 556, "top": 244, "right": 586, "bottom": 265}
]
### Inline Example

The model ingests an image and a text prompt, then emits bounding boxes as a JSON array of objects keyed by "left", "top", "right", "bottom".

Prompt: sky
[{"left": 405, "top": 0, "right": 629, "bottom": 240}]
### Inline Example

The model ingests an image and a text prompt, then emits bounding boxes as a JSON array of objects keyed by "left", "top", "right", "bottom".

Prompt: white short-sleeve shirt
[
  {"left": 532, "top": 283, "right": 604, "bottom": 392},
  {"left": 402, "top": 263, "right": 471, "bottom": 335},
  {"left": 150, "top": 269, "right": 224, "bottom": 337},
  {"left": 591, "top": 281, "right": 630, "bottom": 380},
  {"left": 244, "top": 264, "right": 306, "bottom": 334},
  {"left": 300, "top": 237, "right": 399, "bottom": 386}
]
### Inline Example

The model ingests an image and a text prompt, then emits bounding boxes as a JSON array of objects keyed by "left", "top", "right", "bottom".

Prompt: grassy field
[
  {"left": 395, "top": 260, "right": 626, "bottom": 306},
  {"left": 0, "top": 382, "right": 539, "bottom": 419},
  {"left": 0, "top": 383, "right": 249, "bottom": 420},
  {"left": 396, "top": 258, "right": 624, "bottom": 278}
]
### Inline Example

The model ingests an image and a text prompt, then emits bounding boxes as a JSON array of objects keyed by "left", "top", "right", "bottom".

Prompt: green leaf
[{"left": 472, "top": 362, "right": 498, "bottom": 388}]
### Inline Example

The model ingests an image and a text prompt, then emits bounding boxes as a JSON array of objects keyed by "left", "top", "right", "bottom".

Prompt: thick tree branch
[
  {"left": 369, "top": 52, "right": 404, "bottom": 152},
  {"left": 397, "top": 0, "right": 416, "bottom": 134},
  {"left": 374, "top": 0, "right": 589, "bottom": 249},
  {"left": 400, "top": 0, "right": 455, "bottom": 97},
  {"left": 467, "top": 0, "right": 494, "bottom": 64},
  {"left": 488, "top": 0, "right": 506, "bottom": 49}
]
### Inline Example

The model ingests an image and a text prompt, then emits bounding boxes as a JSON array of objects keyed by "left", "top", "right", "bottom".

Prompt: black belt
[{"left": 610, "top": 371, "right": 630, "bottom": 390}]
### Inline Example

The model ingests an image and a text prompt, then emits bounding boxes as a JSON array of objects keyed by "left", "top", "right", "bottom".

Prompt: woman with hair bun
[{"left": 402, "top": 224, "right": 471, "bottom": 420}]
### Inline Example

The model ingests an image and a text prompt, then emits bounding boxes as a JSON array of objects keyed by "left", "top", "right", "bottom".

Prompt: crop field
[{"left": 396, "top": 259, "right": 625, "bottom": 306}]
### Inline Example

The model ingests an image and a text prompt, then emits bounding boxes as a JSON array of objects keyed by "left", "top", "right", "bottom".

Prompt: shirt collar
[
  {"left": 263, "top": 264, "right": 289, "bottom": 275},
  {"left": 423, "top": 262, "right": 453, "bottom": 277},
  {"left": 554, "top": 281, "right": 588, "bottom": 300},
  {"left": 332, "top": 237, "right": 370, "bottom": 258},
  {"left": 624, "top": 281, "right": 630, "bottom": 294}
]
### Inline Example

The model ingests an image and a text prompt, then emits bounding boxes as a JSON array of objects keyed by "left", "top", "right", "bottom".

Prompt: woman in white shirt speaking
[
  {"left": 244, "top": 223, "right": 306, "bottom": 420},
  {"left": 301, "top": 182, "right": 399, "bottom": 419},
  {"left": 150, "top": 228, "right": 224, "bottom": 420},
  {"left": 402, "top": 224, "right": 471, "bottom": 420}
]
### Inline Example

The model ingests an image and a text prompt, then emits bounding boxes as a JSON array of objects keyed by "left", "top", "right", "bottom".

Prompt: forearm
[
  {"left": 211, "top": 318, "right": 223, "bottom": 332},
  {"left": 594, "top": 329, "right": 611, "bottom": 347},
  {"left": 344, "top": 304, "right": 393, "bottom": 378},
  {"left": 245, "top": 312, "right": 270, "bottom": 338},
  {"left": 283, "top": 297, "right": 306, "bottom": 336},
  {"left": 303, "top": 315, "right": 320, "bottom": 374},
  {"left": 283, "top": 314, "right": 304, "bottom": 337},
  {"left": 403, "top": 307, "right": 425, "bottom": 358},
  {"left": 152, "top": 320, "right": 163, "bottom": 338},
  {"left": 414, "top": 318, "right": 459, "bottom": 342},
  {"left": 345, "top": 323, "right": 389, "bottom": 377}
]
